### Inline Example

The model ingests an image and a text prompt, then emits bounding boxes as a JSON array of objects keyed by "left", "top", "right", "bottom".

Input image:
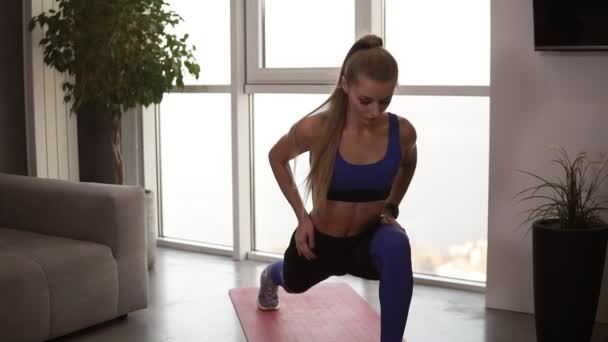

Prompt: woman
[{"left": 258, "top": 34, "right": 418, "bottom": 342}]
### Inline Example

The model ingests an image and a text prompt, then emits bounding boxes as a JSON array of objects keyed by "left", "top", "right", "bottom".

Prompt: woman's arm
[
  {"left": 385, "top": 117, "right": 418, "bottom": 212},
  {"left": 268, "top": 115, "right": 320, "bottom": 223}
]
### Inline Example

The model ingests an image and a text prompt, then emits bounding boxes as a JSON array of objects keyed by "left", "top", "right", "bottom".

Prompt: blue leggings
[{"left": 268, "top": 224, "right": 413, "bottom": 342}]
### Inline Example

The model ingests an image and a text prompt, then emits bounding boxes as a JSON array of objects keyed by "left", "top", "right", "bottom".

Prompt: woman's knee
[{"left": 372, "top": 225, "right": 411, "bottom": 258}]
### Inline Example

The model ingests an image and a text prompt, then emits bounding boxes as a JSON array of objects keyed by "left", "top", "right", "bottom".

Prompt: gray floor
[{"left": 53, "top": 247, "right": 608, "bottom": 342}]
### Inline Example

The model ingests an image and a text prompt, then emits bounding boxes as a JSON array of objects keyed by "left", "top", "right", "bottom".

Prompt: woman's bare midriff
[{"left": 310, "top": 200, "right": 384, "bottom": 237}]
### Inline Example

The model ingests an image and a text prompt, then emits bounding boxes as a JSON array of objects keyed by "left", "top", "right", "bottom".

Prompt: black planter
[{"left": 532, "top": 219, "right": 608, "bottom": 342}]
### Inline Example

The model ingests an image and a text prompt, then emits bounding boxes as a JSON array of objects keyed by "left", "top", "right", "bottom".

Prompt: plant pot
[
  {"left": 77, "top": 106, "right": 115, "bottom": 184},
  {"left": 145, "top": 189, "right": 158, "bottom": 270},
  {"left": 532, "top": 219, "right": 608, "bottom": 342}
]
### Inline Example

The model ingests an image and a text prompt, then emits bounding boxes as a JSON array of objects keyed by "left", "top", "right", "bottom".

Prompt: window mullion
[
  {"left": 246, "top": 0, "right": 263, "bottom": 83},
  {"left": 232, "top": 0, "right": 252, "bottom": 260},
  {"left": 355, "top": 0, "right": 384, "bottom": 39}
]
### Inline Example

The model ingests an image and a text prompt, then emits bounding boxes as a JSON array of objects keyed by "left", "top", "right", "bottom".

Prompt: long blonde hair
[{"left": 295, "top": 34, "right": 399, "bottom": 206}]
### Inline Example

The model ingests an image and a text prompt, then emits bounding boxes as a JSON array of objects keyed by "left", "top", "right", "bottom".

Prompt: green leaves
[
  {"left": 515, "top": 146, "right": 608, "bottom": 231},
  {"left": 29, "top": 0, "right": 200, "bottom": 114}
]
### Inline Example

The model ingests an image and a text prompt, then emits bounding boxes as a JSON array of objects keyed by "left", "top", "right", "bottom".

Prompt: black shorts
[{"left": 282, "top": 225, "right": 381, "bottom": 293}]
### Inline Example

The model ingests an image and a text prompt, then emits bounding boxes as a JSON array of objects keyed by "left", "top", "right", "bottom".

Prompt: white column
[
  {"left": 355, "top": 0, "right": 385, "bottom": 39},
  {"left": 231, "top": 0, "right": 252, "bottom": 260}
]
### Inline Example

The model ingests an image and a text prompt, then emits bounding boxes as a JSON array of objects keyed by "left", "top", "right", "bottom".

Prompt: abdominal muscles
[{"left": 310, "top": 200, "right": 384, "bottom": 237}]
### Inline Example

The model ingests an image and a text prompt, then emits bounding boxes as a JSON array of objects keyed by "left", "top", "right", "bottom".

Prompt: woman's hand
[
  {"left": 295, "top": 214, "right": 317, "bottom": 261},
  {"left": 379, "top": 208, "right": 403, "bottom": 229}
]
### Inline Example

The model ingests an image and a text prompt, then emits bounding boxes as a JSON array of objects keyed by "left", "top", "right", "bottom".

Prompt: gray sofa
[{"left": 0, "top": 173, "right": 149, "bottom": 341}]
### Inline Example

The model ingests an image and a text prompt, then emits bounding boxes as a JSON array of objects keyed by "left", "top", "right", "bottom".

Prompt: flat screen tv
[{"left": 533, "top": 0, "right": 608, "bottom": 51}]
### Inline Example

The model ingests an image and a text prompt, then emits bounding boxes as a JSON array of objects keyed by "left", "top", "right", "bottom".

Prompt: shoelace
[{"left": 261, "top": 272, "right": 277, "bottom": 299}]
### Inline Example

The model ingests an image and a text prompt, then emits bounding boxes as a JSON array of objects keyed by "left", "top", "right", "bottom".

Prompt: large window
[
  {"left": 156, "top": 1, "right": 232, "bottom": 247},
  {"left": 151, "top": 0, "right": 490, "bottom": 285},
  {"left": 387, "top": 96, "right": 489, "bottom": 282},
  {"left": 159, "top": 93, "right": 233, "bottom": 247}
]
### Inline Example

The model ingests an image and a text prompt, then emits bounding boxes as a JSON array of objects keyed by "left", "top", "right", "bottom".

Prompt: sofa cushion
[
  {"left": 0, "top": 227, "right": 119, "bottom": 339},
  {"left": 0, "top": 252, "right": 50, "bottom": 342}
]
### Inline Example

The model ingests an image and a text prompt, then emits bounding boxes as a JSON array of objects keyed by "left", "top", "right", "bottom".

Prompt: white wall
[
  {"left": 23, "top": 0, "right": 79, "bottom": 180},
  {"left": 486, "top": 0, "right": 608, "bottom": 322}
]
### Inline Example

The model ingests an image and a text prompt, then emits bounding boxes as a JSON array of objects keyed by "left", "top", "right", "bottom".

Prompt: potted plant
[
  {"left": 29, "top": 0, "right": 200, "bottom": 184},
  {"left": 30, "top": 0, "right": 200, "bottom": 268},
  {"left": 515, "top": 146, "right": 608, "bottom": 342}
]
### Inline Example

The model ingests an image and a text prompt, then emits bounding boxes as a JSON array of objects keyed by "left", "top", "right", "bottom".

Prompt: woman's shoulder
[
  {"left": 301, "top": 111, "right": 326, "bottom": 126},
  {"left": 391, "top": 113, "right": 417, "bottom": 149},
  {"left": 293, "top": 112, "right": 326, "bottom": 135},
  {"left": 289, "top": 112, "right": 327, "bottom": 149}
]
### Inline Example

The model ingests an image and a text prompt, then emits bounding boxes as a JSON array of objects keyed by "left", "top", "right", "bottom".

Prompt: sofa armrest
[
  {"left": 0, "top": 173, "right": 150, "bottom": 313},
  {"left": 0, "top": 173, "right": 146, "bottom": 261},
  {"left": 0, "top": 173, "right": 149, "bottom": 315}
]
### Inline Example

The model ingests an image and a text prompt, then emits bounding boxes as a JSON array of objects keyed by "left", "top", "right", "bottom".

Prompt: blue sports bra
[{"left": 327, "top": 113, "right": 402, "bottom": 202}]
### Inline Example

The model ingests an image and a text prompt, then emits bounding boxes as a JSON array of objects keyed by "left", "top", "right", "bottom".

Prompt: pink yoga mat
[{"left": 229, "top": 282, "right": 383, "bottom": 342}]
